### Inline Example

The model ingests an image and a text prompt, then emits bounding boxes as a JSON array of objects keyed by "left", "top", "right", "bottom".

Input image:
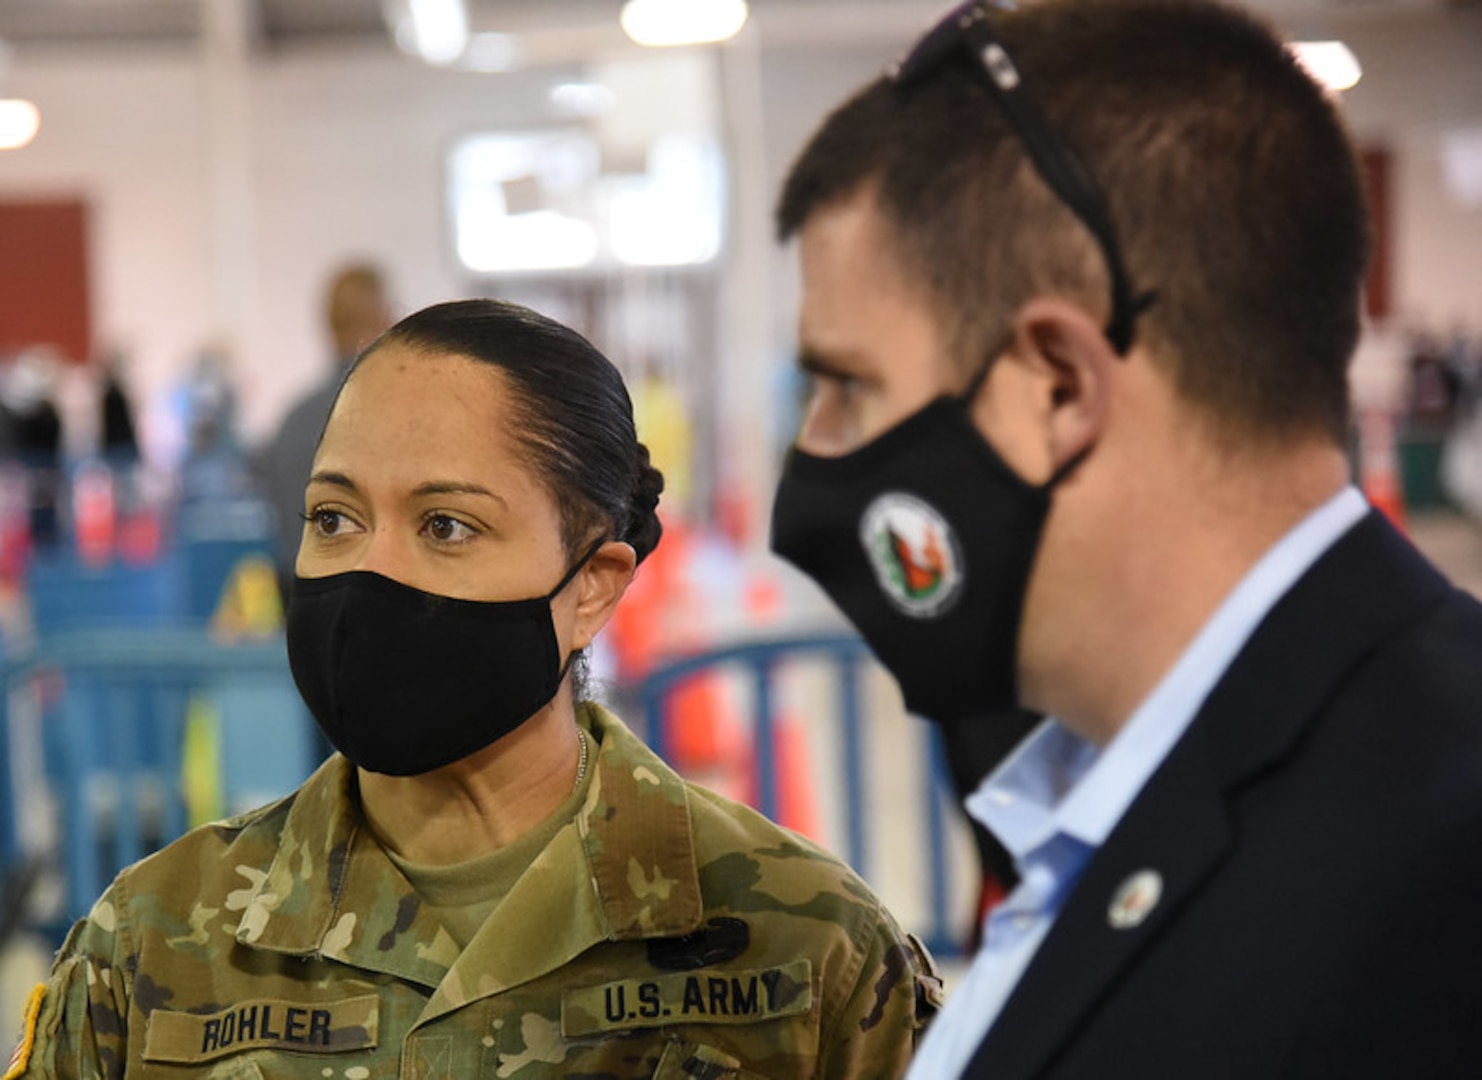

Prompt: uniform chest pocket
[
  {"left": 650, "top": 1038, "right": 774, "bottom": 1080},
  {"left": 141, "top": 995, "right": 379, "bottom": 1068}
]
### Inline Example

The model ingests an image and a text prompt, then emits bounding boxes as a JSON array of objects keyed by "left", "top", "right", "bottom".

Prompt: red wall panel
[
  {"left": 0, "top": 199, "right": 92, "bottom": 362},
  {"left": 1360, "top": 147, "right": 1392, "bottom": 322}
]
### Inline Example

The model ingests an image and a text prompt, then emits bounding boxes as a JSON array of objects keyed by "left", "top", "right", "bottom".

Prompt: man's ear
[
  {"left": 570, "top": 540, "right": 638, "bottom": 650},
  {"left": 1011, "top": 297, "right": 1116, "bottom": 476}
]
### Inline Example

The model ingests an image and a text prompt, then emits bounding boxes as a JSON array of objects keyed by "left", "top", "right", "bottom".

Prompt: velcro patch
[
  {"left": 142, "top": 994, "right": 378, "bottom": 1064},
  {"left": 562, "top": 961, "right": 812, "bottom": 1037}
]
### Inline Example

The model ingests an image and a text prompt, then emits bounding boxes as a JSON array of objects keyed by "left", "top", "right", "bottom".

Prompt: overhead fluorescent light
[
  {"left": 461, "top": 32, "right": 520, "bottom": 73},
  {"left": 1290, "top": 41, "right": 1362, "bottom": 93},
  {"left": 549, "top": 82, "right": 616, "bottom": 118},
  {"left": 383, "top": 0, "right": 467, "bottom": 66},
  {"left": 620, "top": 0, "right": 749, "bottom": 47},
  {"left": 1441, "top": 128, "right": 1482, "bottom": 209},
  {"left": 0, "top": 99, "right": 40, "bottom": 150}
]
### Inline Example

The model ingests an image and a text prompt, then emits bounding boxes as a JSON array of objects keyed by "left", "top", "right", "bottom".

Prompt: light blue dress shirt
[{"left": 905, "top": 486, "right": 1370, "bottom": 1080}]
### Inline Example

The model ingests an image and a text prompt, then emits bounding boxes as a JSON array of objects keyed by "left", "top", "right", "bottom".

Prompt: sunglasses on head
[{"left": 890, "top": 0, "right": 1156, "bottom": 355}]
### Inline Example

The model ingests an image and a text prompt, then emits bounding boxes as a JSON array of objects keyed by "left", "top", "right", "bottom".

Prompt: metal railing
[{"left": 635, "top": 634, "right": 967, "bottom": 958}]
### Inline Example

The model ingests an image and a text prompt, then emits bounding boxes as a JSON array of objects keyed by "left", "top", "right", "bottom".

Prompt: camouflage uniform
[{"left": 16, "top": 703, "right": 939, "bottom": 1078}]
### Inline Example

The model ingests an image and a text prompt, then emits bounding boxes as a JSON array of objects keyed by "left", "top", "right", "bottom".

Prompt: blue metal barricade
[
  {"left": 0, "top": 677, "right": 17, "bottom": 876},
  {"left": 635, "top": 634, "right": 966, "bottom": 958},
  {"left": 4, "top": 629, "right": 315, "bottom": 934}
]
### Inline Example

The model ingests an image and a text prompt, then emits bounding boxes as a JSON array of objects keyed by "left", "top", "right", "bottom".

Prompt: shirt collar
[
  {"left": 239, "top": 704, "right": 704, "bottom": 982},
  {"left": 970, "top": 486, "right": 1369, "bottom": 860}
]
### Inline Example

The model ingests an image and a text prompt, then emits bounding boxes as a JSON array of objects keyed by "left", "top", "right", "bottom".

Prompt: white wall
[
  {"left": 0, "top": 10, "right": 1478, "bottom": 451},
  {"left": 1329, "top": 11, "right": 1482, "bottom": 330},
  {"left": 0, "top": 49, "right": 211, "bottom": 429},
  {"left": 1, "top": 42, "right": 592, "bottom": 443},
  {"left": 244, "top": 48, "right": 578, "bottom": 433}
]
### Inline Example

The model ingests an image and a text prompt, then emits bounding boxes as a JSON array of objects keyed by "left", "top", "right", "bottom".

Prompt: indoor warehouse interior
[{"left": 1, "top": 0, "right": 1481, "bottom": 1042}]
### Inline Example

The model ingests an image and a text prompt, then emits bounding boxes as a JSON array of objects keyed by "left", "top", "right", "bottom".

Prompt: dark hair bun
[{"left": 625, "top": 443, "right": 665, "bottom": 564}]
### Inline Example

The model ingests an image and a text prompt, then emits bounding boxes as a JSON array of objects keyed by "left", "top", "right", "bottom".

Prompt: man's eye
[
  {"left": 424, "top": 514, "right": 477, "bottom": 543},
  {"left": 815, "top": 374, "right": 864, "bottom": 411},
  {"left": 835, "top": 376, "right": 864, "bottom": 404}
]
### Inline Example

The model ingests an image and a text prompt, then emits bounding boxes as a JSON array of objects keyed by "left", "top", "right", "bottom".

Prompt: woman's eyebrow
[
  {"left": 411, "top": 481, "right": 509, "bottom": 508},
  {"left": 306, "top": 474, "right": 509, "bottom": 511},
  {"left": 307, "top": 470, "right": 357, "bottom": 492}
]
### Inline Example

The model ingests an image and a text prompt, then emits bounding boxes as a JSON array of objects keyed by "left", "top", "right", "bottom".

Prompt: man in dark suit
[{"left": 767, "top": 1, "right": 1482, "bottom": 1076}]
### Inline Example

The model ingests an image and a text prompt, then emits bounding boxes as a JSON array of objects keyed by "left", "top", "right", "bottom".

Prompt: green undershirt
[{"left": 387, "top": 726, "right": 595, "bottom": 950}]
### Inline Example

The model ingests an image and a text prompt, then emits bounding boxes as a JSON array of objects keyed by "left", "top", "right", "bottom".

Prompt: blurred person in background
[
  {"left": 769, "top": 0, "right": 1482, "bottom": 1076},
  {"left": 98, "top": 352, "right": 140, "bottom": 464},
  {"left": 0, "top": 349, "right": 65, "bottom": 546},
  {"left": 258, "top": 262, "right": 393, "bottom": 597},
  {"left": 12, "top": 298, "right": 937, "bottom": 1079}
]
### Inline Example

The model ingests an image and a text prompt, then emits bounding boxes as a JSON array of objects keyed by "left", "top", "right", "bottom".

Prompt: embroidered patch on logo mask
[{"left": 859, "top": 493, "right": 964, "bottom": 618}]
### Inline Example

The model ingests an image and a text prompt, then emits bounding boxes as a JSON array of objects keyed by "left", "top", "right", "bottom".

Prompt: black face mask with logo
[{"left": 771, "top": 393, "right": 1073, "bottom": 723}]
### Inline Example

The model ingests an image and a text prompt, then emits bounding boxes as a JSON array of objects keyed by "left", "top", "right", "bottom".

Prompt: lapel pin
[{"left": 1107, "top": 869, "right": 1163, "bottom": 930}]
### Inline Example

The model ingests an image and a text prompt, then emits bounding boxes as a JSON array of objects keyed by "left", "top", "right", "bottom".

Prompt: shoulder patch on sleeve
[{"left": 3, "top": 983, "right": 46, "bottom": 1080}]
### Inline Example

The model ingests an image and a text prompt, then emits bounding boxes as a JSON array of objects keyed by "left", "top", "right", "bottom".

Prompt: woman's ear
[{"left": 569, "top": 540, "right": 638, "bottom": 650}]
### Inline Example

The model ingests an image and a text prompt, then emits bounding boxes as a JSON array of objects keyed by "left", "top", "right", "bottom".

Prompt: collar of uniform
[
  {"left": 230, "top": 752, "right": 464, "bottom": 988},
  {"left": 223, "top": 754, "right": 380, "bottom": 947},
  {"left": 234, "top": 703, "right": 704, "bottom": 995},
  {"left": 417, "top": 706, "right": 705, "bottom": 1020},
  {"left": 571, "top": 702, "right": 705, "bottom": 939}
]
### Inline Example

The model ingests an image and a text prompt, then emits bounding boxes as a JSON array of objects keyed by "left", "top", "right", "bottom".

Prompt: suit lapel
[{"left": 964, "top": 512, "right": 1450, "bottom": 1079}]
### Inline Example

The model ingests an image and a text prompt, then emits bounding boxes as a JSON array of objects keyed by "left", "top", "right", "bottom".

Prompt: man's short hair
[{"left": 777, "top": 0, "right": 1370, "bottom": 446}]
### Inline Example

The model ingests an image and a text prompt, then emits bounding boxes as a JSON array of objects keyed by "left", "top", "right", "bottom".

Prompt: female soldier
[{"left": 13, "top": 299, "right": 938, "bottom": 1079}]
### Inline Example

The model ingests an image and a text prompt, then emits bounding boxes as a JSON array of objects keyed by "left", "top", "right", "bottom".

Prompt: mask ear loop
[
  {"left": 957, "top": 334, "right": 1093, "bottom": 489},
  {"left": 1047, "top": 444, "right": 1091, "bottom": 488},
  {"left": 956, "top": 330, "right": 1016, "bottom": 406},
  {"left": 544, "top": 538, "right": 608, "bottom": 602},
  {"left": 547, "top": 537, "right": 611, "bottom": 690}
]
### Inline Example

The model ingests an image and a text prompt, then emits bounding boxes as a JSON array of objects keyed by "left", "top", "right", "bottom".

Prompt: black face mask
[
  {"left": 286, "top": 545, "right": 599, "bottom": 776},
  {"left": 771, "top": 393, "right": 1076, "bottom": 723}
]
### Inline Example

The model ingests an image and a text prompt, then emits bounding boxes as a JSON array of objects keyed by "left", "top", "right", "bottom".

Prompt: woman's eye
[
  {"left": 424, "top": 514, "right": 477, "bottom": 544},
  {"left": 306, "top": 508, "right": 355, "bottom": 536}
]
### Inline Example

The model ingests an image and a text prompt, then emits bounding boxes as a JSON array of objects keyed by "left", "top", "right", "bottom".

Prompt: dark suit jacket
[{"left": 964, "top": 511, "right": 1482, "bottom": 1079}]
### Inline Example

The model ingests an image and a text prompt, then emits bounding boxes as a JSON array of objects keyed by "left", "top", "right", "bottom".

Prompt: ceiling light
[
  {"left": 0, "top": 99, "right": 40, "bottom": 150},
  {"left": 384, "top": 0, "right": 467, "bottom": 65},
  {"left": 620, "top": 0, "right": 749, "bottom": 47},
  {"left": 1441, "top": 128, "right": 1482, "bottom": 208},
  {"left": 549, "top": 82, "right": 616, "bottom": 118},
  {"left": 1290, "top": 41, "right": 1362, "bottom": 93},
  {"left": 461, "top": 32, "right": 520, "bottom": 73}
]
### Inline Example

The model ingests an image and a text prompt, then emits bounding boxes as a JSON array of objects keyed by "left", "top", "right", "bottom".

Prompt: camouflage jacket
[{"left": 16, "top": 703, "right": 939, "bottom": 1079}]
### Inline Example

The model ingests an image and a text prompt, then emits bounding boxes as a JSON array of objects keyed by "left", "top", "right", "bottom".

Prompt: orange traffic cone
[
  {"left": 1358, "top": 408, "right": 1407, "bottom": 533},
  {"left": 773, "top": 714, "right": 821, "bottom": 842}
]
